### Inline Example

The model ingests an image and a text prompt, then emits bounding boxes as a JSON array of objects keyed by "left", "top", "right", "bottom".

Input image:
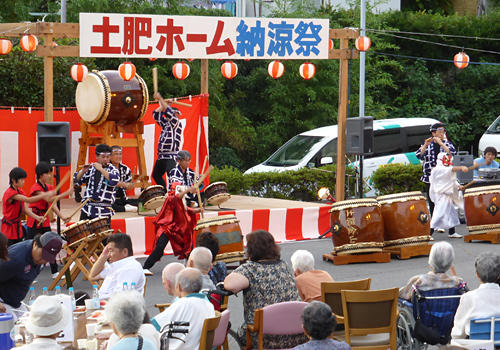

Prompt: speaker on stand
[
  {"left": 37, "top": 122, "right": 71, "bottom": 234},
  {"left": 346, "top": 117, "right": 374, "bottom": 198}
]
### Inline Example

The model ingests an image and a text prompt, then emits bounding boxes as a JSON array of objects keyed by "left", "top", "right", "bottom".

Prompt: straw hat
[{"left": 25, "top": 295, "right": 69, "bottom": 336}]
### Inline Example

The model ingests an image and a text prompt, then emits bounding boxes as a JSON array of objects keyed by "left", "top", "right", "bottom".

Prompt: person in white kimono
[{"left": 429, "top": 152, "right": 469, "bottom": 238}]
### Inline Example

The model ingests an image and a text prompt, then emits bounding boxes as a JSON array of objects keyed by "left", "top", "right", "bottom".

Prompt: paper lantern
[
  {"left": 454, "top": 52, "right": 469, "bottom": 69},
  {"left": 221, "top": 61, "right": 238, "bottom": 79},
  {"left": 149, "top": 57, "right": 157, "bottom": 62},
  {"left": 299, "top": 62, "right": 316, "bottom": 80},
  {"left": 172, "top": 62, "right": 190, "bottom": 80},
  {"left": 20, "top": 34, "right": 38, "bottom": 52},
  {"left": 0, "top": 39, "right": 12, "bottom": 55},
  {"left": 268, "top": 60, "right": 284, "bottom": 79},
  {"left": 118, "top": 61, "right": 136, "bottom": 81},
  {"left": 329, "top": 39, "right": 334, "bottom": 51},
  {"left": 355, "top": 36, "right": 371, "bottom": 52},
  {"left": 187, "top": 58, "right": 195, "bottom": 62},
  {"left": 70, "top": 63, "right": 89, "bottom": 82}
]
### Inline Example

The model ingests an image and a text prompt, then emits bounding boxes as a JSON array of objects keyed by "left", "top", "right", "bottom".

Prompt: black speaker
[
  {"left": 454, "top": 151, "right": 474, "bottom": 184},
  {"left": 37, "top": 122, "right": 71, "bottom": 166},
  {"left": 346, "top": 116, "right": 373, "bottom": 155}
]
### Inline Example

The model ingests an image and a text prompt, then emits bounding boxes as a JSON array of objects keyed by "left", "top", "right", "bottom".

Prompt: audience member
[
  {"left": 399, "top": 241, "right": 467, "bottom": 300},
  {"left": 451, "top": 251, "right": 500, "bottom": 339},
  {"left": 292, "top": 301, "right": 351, "bottom": 350},
  {"left": 162, "top": 262, "right": 185, "bottom": 297},
  {"left": 224, "top": 230, "right": 307, "bottom": 349},
  {"left": 291, "top": 250, "right": 333, "bottom": 302},
  {"left": 196, "top": 231, "right": 227, "bottom": 285},
  {"left": 17, "top": 295, "right": 70, "bottom": 350},
  {"left": 0, "top": 232, "right": 62, "bottom": 321},
  {"left": 152, "top": 268, "right": 215, "bottom": 350},
  {"left": 89, "top": 233, "right": 145, "bottom": 299},
  {"left": 0, "top": 232, "right": 8, "bottom": 260},
  {"left": 473, "top": 146, "right": 499, "bottom": 178},
  {"left": 105, "top": 291, "right": 157, "bottom": 350},
  {"left": 187, "top": 247, "right": 216, "bottom": 290}
]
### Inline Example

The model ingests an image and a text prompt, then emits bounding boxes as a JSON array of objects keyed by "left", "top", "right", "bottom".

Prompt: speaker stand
[{"left": 77, "top": 120, "right": 150, "bottom": 189}]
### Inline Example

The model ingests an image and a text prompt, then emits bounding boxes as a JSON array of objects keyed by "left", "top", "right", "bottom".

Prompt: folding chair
[
  {"left": 199, "top": 313, "right": 221, "bottom": 350},
  {"left": 470, "top": 316, "right": 500, "bottom": 346},
  {"left": 213, "top": 310, "right": 230, "bottom": 350}
]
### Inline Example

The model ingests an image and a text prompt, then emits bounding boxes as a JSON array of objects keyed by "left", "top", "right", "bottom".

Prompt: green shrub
[
  {"left": 210, "top": 166, "right": 246, "bottom": 194},
  {"left": 371, "top": 163, "right": 426, "bottom": 195}
]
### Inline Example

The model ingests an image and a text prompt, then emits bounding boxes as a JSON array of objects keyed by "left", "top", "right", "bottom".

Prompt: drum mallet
[
  {"left": 152, "top": 67, "right": 158, "bottom": 95},
  {"left": 67, "top": 198, "right": 90, "bottom": 222},
  {"left": 37, "top": 172, "right": 71, "bottom": 227}
]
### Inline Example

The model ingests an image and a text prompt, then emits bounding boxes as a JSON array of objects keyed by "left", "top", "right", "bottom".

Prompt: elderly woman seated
[
  {"left": 105, "top": 290, "right": 158, "bottom": 350},
  {"left": 291, "top": 250, "right": 333, "bottom": 302},
  {"left": 451, "top": 251, "right": 500, "bottom": 339},
  {"left": 224, "top": 230, "right": 307, "bottom": 349},
  {"left": 292, "top": 301, "right": 351, "bottom": 350},
  {"left": 399, "top": 241, "right": 467, "bottom": 301}
]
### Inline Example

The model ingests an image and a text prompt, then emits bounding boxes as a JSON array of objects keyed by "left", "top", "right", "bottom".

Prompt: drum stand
[
  {"left": 464, "top": 229, "right": 500, "bottom": 244},
  {"left": 383, "top": 244, "right": 432, "bottom": 260},
  {"left": 49, "top": 230, "right": 111, "bottom": 290},
  {"left": 77, "top": 120, "right": 150, "bottom": 189},
  {"left": 322, "top": 251, "right": 390, "bottom": 265}
]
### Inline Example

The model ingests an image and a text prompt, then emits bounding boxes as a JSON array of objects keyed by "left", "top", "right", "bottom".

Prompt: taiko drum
[
  {"left": 464, "top": 185, "right": 500, "bottom": 234},
  {"left": 62, "top": 220, "right": 90, "bottom": 245},
  {"left": 376, "top": 191, "right": 431, "bottom": 248},
  {"left": 194, "top": 215, "right": 243, "bottom": 255},
  {"left": 329, "top": 198, "right": 384, "bottom": 255}
]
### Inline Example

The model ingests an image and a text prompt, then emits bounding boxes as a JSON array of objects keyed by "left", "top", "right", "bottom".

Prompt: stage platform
[{"left": 11, "top": 196, "right": 332, "bottom": 257}]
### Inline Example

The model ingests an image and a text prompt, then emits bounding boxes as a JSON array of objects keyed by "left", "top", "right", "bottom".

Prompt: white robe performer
[{"left": 429, "top": 152, "right": 463, "bottom": 230}]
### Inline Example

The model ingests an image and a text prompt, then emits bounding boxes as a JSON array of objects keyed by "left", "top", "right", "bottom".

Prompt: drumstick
[
  {"left": 37, "top": 172, "right": 71, "bottom": 227},
  {"left": 152, "top": 67, "right": 158, "bottom": 95},
  {"left": 66, "top": 198, "right": 90, "bottom": 221},
  {"left": 194, "top": 166, "right": 213, "bottom": 189},
  {"left": 195, "top": 188, "right": 204, "bottom": 218},
  {"left": 201, "top": 155, "right": 208, "bottom": 175},
  {"left": 170, "top": 100, "right": 192, "bottom": 107},
  {"left": 54, "top": 171, "right": 71, "bottom": 193},
  {"left": 461, "top": 180, "right": 476, "bottom": 191}
]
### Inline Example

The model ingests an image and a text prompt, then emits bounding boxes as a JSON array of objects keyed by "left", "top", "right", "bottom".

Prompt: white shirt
[
  {"left": 152, "top": 293, "right": 215, "bottom": 350},
  {"left": 107, "top": 324, "right": 160, "bottom": 350},
  {"left": 17, "top": 338, "right": 63, "bottom": 350},
  {"left": 99, "top": 256, "right": 145, "bottom": 299},
  {"left": 451, "top": 283, "right": 500, "bottom": 339}
]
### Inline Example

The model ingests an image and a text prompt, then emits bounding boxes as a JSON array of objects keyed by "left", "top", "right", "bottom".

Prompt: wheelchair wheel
[{"left": 397, "top": 307, "right": 416, "bottom": 350}]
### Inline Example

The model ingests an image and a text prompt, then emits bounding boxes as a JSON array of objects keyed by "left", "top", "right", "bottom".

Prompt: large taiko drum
[
  {"left": 464, "top": 185, "right": 500, "bottom": 234},
  {"left": 75, "top": 70, "right": 149, "bottom": 125},
  {"left": 377, "top": 191, "right": 431, "bottom": 248},
  {"left": 194, "top": 215, "right": 243, "bottom": 255},
  {"left": 62, "top": 220, "right": 90, "bottom": 245},
  {"left": 329, "top": 198, "right": 384, "bottom": 255}
]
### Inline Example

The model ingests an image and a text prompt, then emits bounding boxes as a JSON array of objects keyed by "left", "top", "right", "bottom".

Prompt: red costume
[
  {"left": 26, "top": 182, "right": 53, "bottom": 228},
  {"left": 1, "top": 187, "right": 25, "bottom": 240},
  {"left": 153, "top": 193, "right": 197, "bottom": 259}
]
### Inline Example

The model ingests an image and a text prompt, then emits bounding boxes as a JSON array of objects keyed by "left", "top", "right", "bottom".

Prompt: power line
[
  {"left": 370, "top": 50, "right": 500, "bottom": 66},
  {"left": 366, "top": 28, "right": 500, "bottom": 41}
]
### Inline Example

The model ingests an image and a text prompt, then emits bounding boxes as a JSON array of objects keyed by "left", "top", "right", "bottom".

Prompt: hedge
[{"left": 370, "top": 163, "right": 426, "bottom": 195}]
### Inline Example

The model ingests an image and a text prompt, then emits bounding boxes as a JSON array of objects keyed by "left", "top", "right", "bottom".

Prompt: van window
[
  {"left": 367, "top": 129, "right": 402, "bottom": 158},
  {"left": 264, "top": 135, "right": 323, "bottom": 166},
  {"left": 405, "top": 125, "right": 431, "bottom": 152},
  {"left": 485, "top": 116, "right": 500, "bottom": 134},
  {"left": 313, "top": 138, "right": 337, "bottom": 166}
]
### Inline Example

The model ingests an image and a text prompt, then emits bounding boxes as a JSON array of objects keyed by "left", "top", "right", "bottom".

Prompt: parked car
[{"left": 478, "top": 115, "right": 500, "bottom": 156}]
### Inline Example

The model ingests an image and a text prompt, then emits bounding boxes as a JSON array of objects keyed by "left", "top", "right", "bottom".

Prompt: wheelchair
[{"left": 397, "top": 286, "right": 466, "bottom": 350}]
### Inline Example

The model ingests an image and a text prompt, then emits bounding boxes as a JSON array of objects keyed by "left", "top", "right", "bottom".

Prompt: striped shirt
[
  {"left": 416, "top": 140, "right": 456, "bottom": 183},
  {"left": 168, "top": 165, "right": 197, "bottom": 203},
  {"left": 114, "top": 163, "right": 132, "bottom": 200},
  {"left": 154, "top": 107, "right": 183, "bottom": 160}
]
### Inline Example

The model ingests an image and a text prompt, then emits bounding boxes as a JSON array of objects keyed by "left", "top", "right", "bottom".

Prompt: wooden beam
[
  {"left": 330, "top": 28, "right": 359, "bottom": 40},
  {"left": 0, "top": 23, "right": 37, "bottom": 36},
  {"left": 200, "top": 59, "right": 209, "bottom": 94},
  {"left": 43, "top": 36, "right": 54, "bottom": 122},
  {"left": 0, "top": 22, "right": 78, "bottom": 38},
  {"left": 335, "top": 37, "right": 350, "bottom": 202},
  {"left": 329, "top": 49, "right": 359, "bottom": 60},
  {"left": 36, "top": 45, "right": 79, "bottom": 57}
]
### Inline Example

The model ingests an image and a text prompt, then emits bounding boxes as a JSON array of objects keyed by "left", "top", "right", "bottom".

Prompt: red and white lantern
[
  {"left": 0, "top": 39, "right": 12, "bottom": 55},
  {"left": 118, "top": 61, "right": 136, "bottom": 81},
  {"left": 221, "top": 61, "right": 238, "bottom": 79},
  {"left": 329, "top": 39, "right": 334, "bottom": 51},
  {"left": 70, "top": 63, "right": 88, "bottom": 82},
  {"left": 355, "top": 36, "right": 371, "bottom": 52},
  {"left": 268, "top": 60, "right": 284, "bottom": 79},
  {"left": 149, "top": 57, "right": 157, "bottom": 62},
  {"left": 187, "top": 58, "right": 195, "bottom": 62},
  {"left": 454, "top": 52, "right": 469, "bottom": 69},
  {"left": 299, "top": 62, "right": 316, "bottom": 80},
  {"left": 20, "top": 34, "right": 38, "bottom": 52},
  {"left": 172, "top": 62, "right": 190, "bottom": 80}
]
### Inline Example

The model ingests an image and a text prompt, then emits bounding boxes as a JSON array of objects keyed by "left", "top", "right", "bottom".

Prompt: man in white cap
[{"left": 18, "top": 295, "right": 69, "bottom": 349}]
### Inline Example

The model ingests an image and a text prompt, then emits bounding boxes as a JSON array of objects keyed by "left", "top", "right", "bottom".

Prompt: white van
[
  {"left": 478, "top": 115, "right": 500, "bottom": 156},
  {"left": 244, "top": 117, "right": 440, "bottom": 195}
]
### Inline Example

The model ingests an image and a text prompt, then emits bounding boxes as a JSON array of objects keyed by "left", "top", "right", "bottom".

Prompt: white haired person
[
  {"left": 429, "top": 152, "right": 468, "bottom": 238},
  {"left": 291, "top": 250, "right": 333, "bottom": 302},
  {"left": 187, "top": 247, "right": 216, "bottom": 290},
  {"left": 452, "top": 251, "right": 500, "bottom": 339},
  {"left": 104, "top": 291, "right": 157, "bottom": 350},
  {"left": 399, "top": 241, "right": 467, "bottom": 301},
  {"left": 162, "top": 262, "right": 185, "bottom": 298},
  {"left": 18, "top": 295, "right": 69, "bottom": 349}
]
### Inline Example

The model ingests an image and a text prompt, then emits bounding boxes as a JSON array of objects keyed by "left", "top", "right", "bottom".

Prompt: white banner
[{"left": 79, "top": 13, "right": 329, "bottom": 59}]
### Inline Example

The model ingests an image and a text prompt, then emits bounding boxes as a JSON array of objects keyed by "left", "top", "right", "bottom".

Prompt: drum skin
[
  {"left": 377, "top": 191, "right": 431, "bottom": 248},
  {"left": 464, "top": 185, "right": 500, "bottom": 234},
  {"left": 194, "top": 215, "right": 243, "bottom": 255},
  {"left": 204, "top": 182, "right": 230, "bottom": 206},
  {"left": 88, "top": 217, "right": 111, "bottom": 234},
  {"left": 76, "top": 70, "right": 149, "bottom": 125},
  {"left": 138, "top": 185, "right": 166, "bottom": 210},
  {"left": 62, "top": 220, "right": 90, "bottom": 245},
  {"left": 329, "top": 199, "right": 384, "bottom": 255}
]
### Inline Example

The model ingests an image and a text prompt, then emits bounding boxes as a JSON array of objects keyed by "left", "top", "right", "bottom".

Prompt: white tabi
[{"left": 429, "top": 152, "right": 463, "bottom": 229}]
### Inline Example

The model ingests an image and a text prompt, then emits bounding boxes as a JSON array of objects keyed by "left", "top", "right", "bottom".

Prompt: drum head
[
  {"left": 76, "top": 73, "right": 106, "bottom": 123},
  {"left": 144, "top": 196, "right": 166, "bottom": 210},
  {"left": 207, "top": 193, "right": 231, "bottom": 206}
]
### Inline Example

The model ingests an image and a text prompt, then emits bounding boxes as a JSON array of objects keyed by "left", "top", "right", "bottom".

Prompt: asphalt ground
[{"left": 28, "top": 223, "right": 498, "bottom": 348}]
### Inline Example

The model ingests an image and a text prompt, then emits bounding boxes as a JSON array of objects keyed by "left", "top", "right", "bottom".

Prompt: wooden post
[
  {"left": 200, "top": 59, "right": 209, "bottom": 94},
  {"left": 336, "top": 37, "right": 350, "bottom": 202},
  {"left": 43, "top": 36, "right": 54, "bottom": 122}
]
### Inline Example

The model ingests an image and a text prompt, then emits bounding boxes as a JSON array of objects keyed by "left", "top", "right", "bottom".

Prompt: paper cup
[
  {"left": 84, "top": 299, "right": 96, "bottom": 310},
  {"left": 86, "top": 322, "right": 98, "bottom": 337},
  {"left": 87, "top": 338, "right": 98, "bottom": 350},
  {"left": 77, "top": 338, "right": 87, "bottom": 349}
]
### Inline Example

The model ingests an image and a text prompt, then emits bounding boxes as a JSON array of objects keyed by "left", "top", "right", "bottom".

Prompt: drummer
[
  {"left": 110, "top": 145, "right": 138, "bottom": 212},
  {"left": 168, "top": 150, "right": 200, "bottom": 207},
  {"left": 74, "top": 144, "right": 120, "bottom": 220},
  {"left": 473, "top": 146, "right": 499, "bottom": 178}
]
